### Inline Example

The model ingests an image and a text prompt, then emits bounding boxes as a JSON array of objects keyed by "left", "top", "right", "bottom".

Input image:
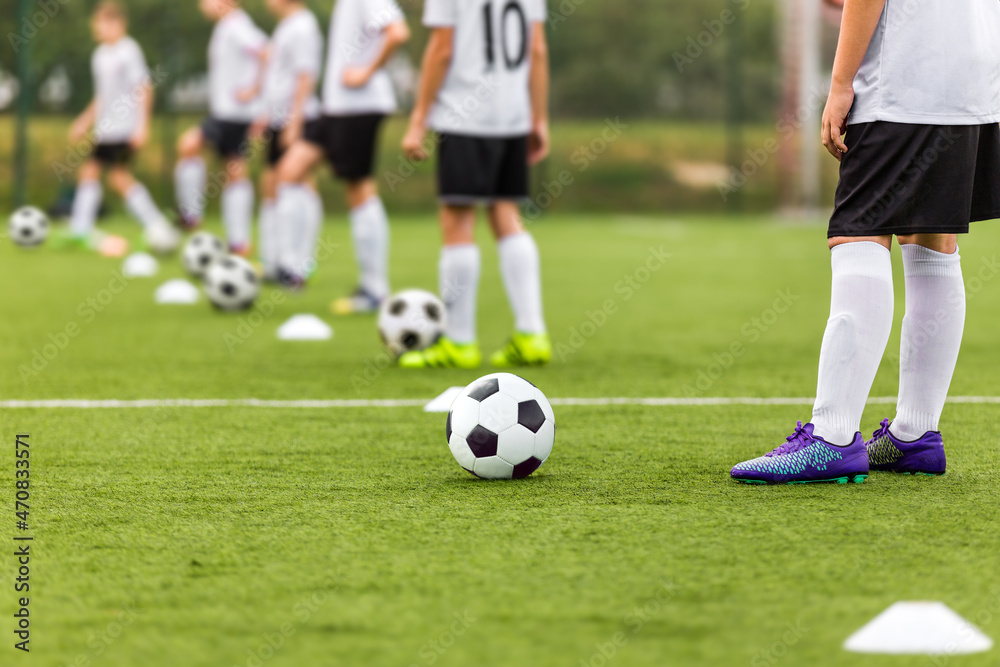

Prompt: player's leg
[
  {"left": 274, "top": 139, "right": 324, "bottom": 287},
  {"left": 68, "top": 158, "right": 103, "bottom": 243},
  {"left": 175, "top": 125, "right": 207, "bottom": 229},
  {"left": 487, "top": 201, "right": 550, "bottom": 367},
  {"left": 398, "top": 205, "right": 482, "bottom": 369},
  {"left": 221, "top": 155, "right": 254, "bottom": 256},
  {"left": 258, "top": 164, "right": 279, "bottom": 281},
  {"left": 109, "top": 163, "right": 179, "bottom": 254},
  {"left": 331, "top": 177, "right": 391, "bottom": 314},
  {"left": 863, "top": 232, "right": 961, "bottom": 476}
]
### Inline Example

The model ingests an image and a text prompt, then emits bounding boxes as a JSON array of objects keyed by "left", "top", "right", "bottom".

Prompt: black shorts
[
  {"left": 303, "top": 114, "right": 384, "bottom": 181},
  {"left": 266, "top": 120, "right": 322, "bottom": 167},
  {"left": 829, "top": 122, "right": 1000, "bottom": 237},
  {"left": 92, "top": 142, "right": 133, "bottom": 166},
  {"left": 201, "top": 117, "right": 252, "bottom": 159},
  {"left": 437, "top": 134, "right": 529, "bottom": 204}
]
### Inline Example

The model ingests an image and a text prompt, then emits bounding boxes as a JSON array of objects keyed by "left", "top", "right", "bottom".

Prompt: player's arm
[
  {"left": 527, "top": 22, "right": 550, "bottom": 166},
  {"left": 281, "top": 71, "right": 316, "bottom": 147},
  {"left": 821, "top": 0, "right": 886, "bottom": 160},
  {"left": 130, "top": 76, "right": 154, "bottom": 149},
  {"left": 343, "top": 20, "right": 410, "bottom": 88},
  {"left": 402, "top": 27, "right": 453, "bottom": 161},
  {"left": 237, "top": 45, "right": 270, "bottom": 103},
  {"left": 69, "top": 100, "right": 96, "bottom": 143}
]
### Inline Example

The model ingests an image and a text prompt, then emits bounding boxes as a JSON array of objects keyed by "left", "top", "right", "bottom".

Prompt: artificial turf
[{"left": 2, "top": 214, "right": 1000, "bottom": 666}]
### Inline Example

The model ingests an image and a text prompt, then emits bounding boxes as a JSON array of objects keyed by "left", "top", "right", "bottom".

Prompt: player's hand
[
  {"left": 822, "top": 82, "right": 853, "bottom": 161},
  {"left": 236, "top": 86, "right": 259, "bottom": 103},
  {"left": 342, "top": 66, "right": 372, "bottom": 89},
  {"left": 528, "top": 121, "right": 550, "bottom": 166},
  {"left": 129, "top": 125, "right": 149, "bottom": 149},
  {"left": 402, "top": 121, "right": 429, "bottom": 162}
]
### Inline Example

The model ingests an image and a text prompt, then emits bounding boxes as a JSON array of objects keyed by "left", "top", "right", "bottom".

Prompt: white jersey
[
  {"left": 321, "top": 0, "right": 404, "bottom": 116},
  {"left": 424, "top": 0, "right": 546, "bottom": 137},
  {"left": 850, "top": 0, "right": 1000, "bottom": 126},
  {"left": 91, "top": 36, "right": 150, "bottom": 144},
  {"left": 263, "top": 8, "right": 323, "bottom": 127},
  {"left": 208, "top": 9, "right": 268, "bottom": 122}
]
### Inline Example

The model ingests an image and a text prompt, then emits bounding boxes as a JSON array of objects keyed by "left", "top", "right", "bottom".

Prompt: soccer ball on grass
[
  {"left": 377, "top": 289, "right": 446, "bottom": 356},
  {"left": 203, "top": 255, "right": 260, "bottom": 311},
  {"left": 8, "top": 206, "right": 49, "bottom": 247},
  {"left": 182, "top": 231, "right": 227, "bottom": 278}
]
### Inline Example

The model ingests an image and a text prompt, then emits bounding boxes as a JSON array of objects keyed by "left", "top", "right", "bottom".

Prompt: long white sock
[
  {"left": 350, "top": 196, "right": 390, "bottom": 299},
  {"left": 124, "top": 183, "right": 167, "bottom": 229},
  {"left": 892, "top": 245, "right": 965, "bottom": 440},
  {"left": 222, "top": 180, "right": 254, "bottom": 251},
  {"left": 70, "top": 180, "right": 102, "bottom": 236},
  {"left": 298, "top": 189, "right": 323, "bottom": 278},
  {"left": 440, "top": 244, "right": 481, "bottom": 344},
  {"left": 259, "top": 200, "right": 278, "bottom": 276},
  {"left": 175, "top": 157, "right": 206, "bottom": 223},
  {"left": 811, "top": 242, "right": 895, "bottom": 445},
  {"left": 275, "top": 183, "right": 309, "bottom": 276},
  {"left": 498, "top": 232, "right": 546, "bottom": 334}
]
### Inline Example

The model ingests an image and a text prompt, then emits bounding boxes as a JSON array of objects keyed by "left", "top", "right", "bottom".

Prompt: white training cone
[
  {"left": 844, "top": 601, "right": 993, "bottom": 655},
  {"left": 424, "top": 387, "right": 465, "bottom": 413},
  {"left": 277, "top": 314, "right": 333, "bottom": 341},
  {"left": 122, "top": 252, "right": 159, "bottom": 278},
  {"left": 155, "top": 279, "right": 200, "bottom": 305}
]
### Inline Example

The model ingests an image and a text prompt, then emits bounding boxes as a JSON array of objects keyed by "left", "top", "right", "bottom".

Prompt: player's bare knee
[{"left": 107, "top": 168, "right": 134, "bottom": 195}]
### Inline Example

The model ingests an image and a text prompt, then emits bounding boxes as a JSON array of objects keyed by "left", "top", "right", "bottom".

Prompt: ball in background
[
  {"left": 182, "top": 231, "right": 227, "bottom": 278},
  {"left": 203, "top": 255, "right": 260, "bottom": 311},
  {"left": 377, "top": 289, "right": 446, "bottom": 357},
  {"left": 8, "top": 206, "right": 49, "bottom": 248},
  {"left": 145, "top": 221, "right": 181, "bottom": 256},
  {"left": 447, "top": 373, "right": 555, "bottom": 480}
]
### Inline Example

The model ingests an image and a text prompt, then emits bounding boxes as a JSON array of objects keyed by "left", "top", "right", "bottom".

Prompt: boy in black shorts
[
  {"left": 730, "top": 0, "right": 1000, "bottom": 485},
  {"left": 399, "top": 0, "right": 552, "bottom": 369}
]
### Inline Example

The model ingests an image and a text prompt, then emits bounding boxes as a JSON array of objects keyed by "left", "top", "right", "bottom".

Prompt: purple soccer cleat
[
  {"left": 731, "top": 421, "right": 869, "bottom": 485},
  {"left": 866, "top": 419, "right": 946, "bottom": 476}
]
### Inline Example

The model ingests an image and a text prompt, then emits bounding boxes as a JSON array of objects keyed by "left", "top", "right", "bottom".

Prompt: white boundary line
[{"left": 1, "top": 396, "right": 1000, "bottom": 409}]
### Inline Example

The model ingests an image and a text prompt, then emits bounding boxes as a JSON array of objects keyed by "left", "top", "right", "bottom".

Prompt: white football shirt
[
  {"left": 424, "top": 0, "right": 546, "bottom": 137},
  {"left": 321, "top": 0, "right": 404, "bottom": 115},
  {"left": 850, "top": 0, "right": 1000, "bottom": 125},
  {"left": 92, "top": 36, "right": 150, "bottom": 144},
  {"left": 263, "top": 8, "right": 323, "bottom": 127},
  {"left": 208, "top": 9, "right": 268, "bottom": 122}
]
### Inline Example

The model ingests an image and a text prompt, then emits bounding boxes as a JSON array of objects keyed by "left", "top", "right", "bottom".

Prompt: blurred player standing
[
  {"left": 174, "top": 0, "right": 267, "bottom": 256},
  {"left": 250, "top": 0, "right": 324, "bottom": 282},
  {"left": 66, "top": 1, "right": 176, "bottom": 251},
  {"left": 274, "top": 0, "right": 409, "bottom": 296},
  {"left": 399, "top": 0, "right": 551, "bottom": 369},
  {"left": 731, "top": 0, "right": 1000, "bottom": 484}
]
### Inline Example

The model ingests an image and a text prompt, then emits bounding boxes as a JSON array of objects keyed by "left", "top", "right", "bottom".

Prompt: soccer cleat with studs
[
  {"left": 731, "top": 421, "right": 869, "bottom": 485},
  {"left": 866, "top": 419, "right": 946, "bottom": 475}
]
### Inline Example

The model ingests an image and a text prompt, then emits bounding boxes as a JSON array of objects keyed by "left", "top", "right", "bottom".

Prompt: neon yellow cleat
[
  {"left": 399, "top": 337, "right": 482, "bottom": 369},
  {"left": 489, "top": 332, "right": 552, "bottom": 368},
  {"left": 331, "top": 288, "right": 381, "bottom": 316}
]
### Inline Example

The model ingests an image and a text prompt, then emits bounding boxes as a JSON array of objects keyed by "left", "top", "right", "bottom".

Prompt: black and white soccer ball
[
  {"left": 377, "top": 289, "right": 446, "bottom": 357},
  {"left": 182, "top": 231, "right": 226, "bottom": 278},
  {"left": 145, "top": 221, "right": 181, "bottom": 256},
  {"left": 8, "top": 206, "right": 49, "bottom": 247},
  {"left": 447, "top": 373, "right": 555, "bottom": 480},
  {"left": 203, "top": 255, "right": 260, "bottom": 311}
]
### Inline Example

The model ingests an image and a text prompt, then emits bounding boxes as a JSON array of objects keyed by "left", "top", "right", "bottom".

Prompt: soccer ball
[
  {"left": 203, "top": 255, "right": 260, "bottom": 311},
  {"left": 182, "top": 231, "right": 226, "bottom": 278},
  {"left": 446, "top": 373, "right": 555, "bottom": 480},
  {"left": 145, "top": 221, "right": 181, "bottom": 256},
  {"left": 8, "top": 206, "right": 49, "bottom": 247},
  {"left": 377, "top": 289, "right": 446, "bottom": 356}
]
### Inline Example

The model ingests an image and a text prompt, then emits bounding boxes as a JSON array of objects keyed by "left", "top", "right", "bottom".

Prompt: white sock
[
  {"left": 222, "top": 180, "right": 254, "bottom": 250},
  {"left": 275, "top": 183, "right": 309, "bottom": 276},
  {"left": 440, "top": 244, "right": 481, "bottom": 344},
  {"left": 175, "top": 157, "right": 206, "bottom": 222},
  {"left": 259, "top": 200, "right": 278, "bottom": 276},
  {"left": 350, "top": 196, "right": 390, "bottom": 299},
  {"left": 297, "top": 189, "right": 323, "bottom": 278},
  {"left": 70, "top": 180, "right": 102, "bottom": 236},
  {"left": 892, "top": 245, "right": 965, "bottom": 440},
  {"left": 811, "top": 242, "right": 895, "bottom": 445},
  {"left": 498, "top": 232, "right": 546, "bottom": 334},
  {"left": 124, "top": 183, "right": 167, "bottom": 229}
]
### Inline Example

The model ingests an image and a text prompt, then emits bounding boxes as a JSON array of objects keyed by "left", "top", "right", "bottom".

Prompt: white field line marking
[{"left": 1, "top": 396, "right": 1000, "bottom": 409}]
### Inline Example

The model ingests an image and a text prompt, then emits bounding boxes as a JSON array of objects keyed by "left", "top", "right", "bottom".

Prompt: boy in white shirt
[
  {"left": 67, "top": 1, "right": 176, "bottom": 252},
  {"left": 174, "top": 0, "right": 267, "bottom": 256},
  {"left": 399, "top": 0, "right": 552, "bottom": 369}
]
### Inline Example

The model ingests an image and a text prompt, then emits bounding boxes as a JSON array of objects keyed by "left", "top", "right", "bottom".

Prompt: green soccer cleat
[
  {"left": 399, "top": 337, "right": 482, "bottom": 369},
  {"left": 490, "top": 332, "right": 552, "bottom": 368}
]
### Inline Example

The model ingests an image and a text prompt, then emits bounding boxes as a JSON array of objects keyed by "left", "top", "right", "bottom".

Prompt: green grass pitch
[{"left": 2, "top": 214, "right": 1000, "bottom": 666}]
